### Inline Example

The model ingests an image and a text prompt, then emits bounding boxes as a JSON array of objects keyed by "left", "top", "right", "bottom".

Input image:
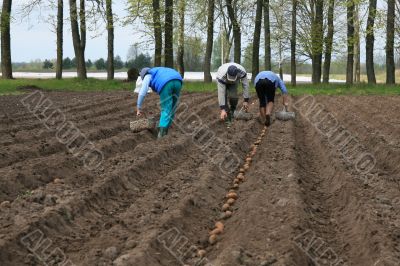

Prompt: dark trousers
[{"left": 255, "top": 79, "right": 276, "bottom": 108}]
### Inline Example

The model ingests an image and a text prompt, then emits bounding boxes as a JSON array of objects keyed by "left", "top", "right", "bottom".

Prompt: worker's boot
[
  {"left": 157, "top": 127, "right": 168, "bottom": 139},
  {"left": 265, "top": 114, "right": 271, "bottom": 127},
  {"left": 226, "top": 98, "right": 238, "bottom": 128}
]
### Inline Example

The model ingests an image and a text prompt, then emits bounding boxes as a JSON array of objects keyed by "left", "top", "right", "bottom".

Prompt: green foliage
[
  {"left": 95, "top": 58, "right": 106, "bottom": 70},
  {"left": 63, "top": 57, "right": 74, "bottom": 69},
  {"left": 242, "top": 43, "right": 253, "bottom": 71},
  {"left": 184, "top": 36, "right": 205, "bottom": 71},
  {"left": 43, "top": 59, "right": 54, "bottom": 69},
  {"left": 114, "top": 56, "right": 124, "bottom": 69},
  {"left": 126, "top": 53, "right": 152, "bottom": 69},
  {"left": 86, "top": 59, "right": 93, "bottom": 68}
]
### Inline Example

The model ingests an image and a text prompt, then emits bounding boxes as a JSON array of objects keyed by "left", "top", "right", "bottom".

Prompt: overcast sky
[{"left": 10, "top": 1, "right": 142, "bottom": 62}]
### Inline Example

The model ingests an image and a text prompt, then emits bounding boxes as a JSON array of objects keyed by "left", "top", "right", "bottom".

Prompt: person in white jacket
[{"left": 216, "top": 63, "right": 250, "bottom": 126}]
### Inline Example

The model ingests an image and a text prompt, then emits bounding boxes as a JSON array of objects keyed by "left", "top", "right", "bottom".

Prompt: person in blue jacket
[
  {"left": 137, "top": 67, "right": 183, "bottom": 138},
  {"left": 254, "top": 71, "right": 289, "bottom": 127}
]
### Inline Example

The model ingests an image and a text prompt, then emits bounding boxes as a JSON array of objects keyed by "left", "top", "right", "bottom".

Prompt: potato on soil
[
  {"left": 222, "top": 203, "right": 230, "bottom": 211},
  {"left": 226, "top": 192, "right": 238, "bottom": 199},
  {"left": 232, "top": 183, "right": 239, "bottom": 189},
  {"left": 239, "top": 168, "right": 245, "bottom": 173},
  {"left": 227, "top": 198, "right": 236, "bottom": 205},
  {"left": 215, "top": 221, "right": 224, "bottom": 231},
  {"left": 209, "top": 228, "right": 222, "bottom": 235},
  {"left": 197, "top": 249, "right": 207, "bottom": 258},
  {"left": 53, "top": 178, "right": 63, "bottom": 184},
  {"left": 209, "top": 234, "right": 217, "bottom": 245},
  {"left": 223, "top": 211, "right": 232, "bottom": 219}
]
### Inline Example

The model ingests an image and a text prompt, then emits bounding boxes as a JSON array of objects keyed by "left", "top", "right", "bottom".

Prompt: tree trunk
[
  {"left": 346, "top": 0, "right": 355, "bottom": 85},
  {"left": 291, "top": 0, "right": 297, "bottom": 86},
  {"left": 353, "top": 3, "right": 360, "bottom": 83},
  {"left": 79, "top": 0, "right": 86, "bottom": 54},
  {"left": 366, "top": 0, "right": 377, "bottom": 84},
  {"left": 164, "top": 0, "right": 174, "bottom": 68},
  {"left": 252, "top": 0, "right": 263, "bottom": 82},
  {"left": 177, "top": 0, "right": 185, "bottom": 77},
  {"left": 69, "top": 0, "right": 87, "bottom": 79},
  {"left": 226, "top": 0, "right": 241, "bottom": 64},
  {"left": 322, "top": 0, "right": 334, "bottom": 83},
  {"left": 311, "top": 0, "right": 323, "bottom": 84},
  {"left": 1, "top": 0, "right": 13, "bottom": 79},
  {"left": 264, "top": 0, "right": 271, "bottom": 70},
  {"left": 152, "top": 0, "right": 162, "bottom": 66},
  {"left": 204, "top": 0, "right": 215, "bottom": 82},
  {"left": 56, "top": 0, "right": 63, "bottom": 80},
  {"left": 386, "top": 0, "right": 395, "bottom": 84},
  {"left": 279, "top": 46, "right": 283, "bottom": 79},
  {"left": 106, "top": 0, "right": 114, "bottom": 80}
]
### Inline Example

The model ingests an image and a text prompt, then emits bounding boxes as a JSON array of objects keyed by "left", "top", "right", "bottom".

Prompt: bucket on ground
[
  {"left": 234, "top": 108, "right": 253, "bottom": 121},
  {"left": 275, "top": 108, "right": 296, "bottom": 121}
]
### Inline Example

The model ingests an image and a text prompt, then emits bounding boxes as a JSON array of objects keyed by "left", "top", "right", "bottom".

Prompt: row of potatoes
[{"left": 197, "top": 126, "right": 268, "bottom": 258}]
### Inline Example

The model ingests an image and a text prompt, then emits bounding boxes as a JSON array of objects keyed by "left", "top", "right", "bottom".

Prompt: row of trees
[{"left": 1, "top": 0, "right": 399, "bottom": 84}]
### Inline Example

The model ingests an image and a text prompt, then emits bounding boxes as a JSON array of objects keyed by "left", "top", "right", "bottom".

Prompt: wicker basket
[{"left": 130, "top": 117, "right": 157, "bottom": 133}]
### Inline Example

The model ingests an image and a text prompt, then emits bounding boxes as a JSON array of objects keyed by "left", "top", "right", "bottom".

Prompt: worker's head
[
  {"left": 140, "top": 67, "right": 151, "bottom": 80},
  {"left": 227, "top": 65, "right": 238, "bottom": 82}
]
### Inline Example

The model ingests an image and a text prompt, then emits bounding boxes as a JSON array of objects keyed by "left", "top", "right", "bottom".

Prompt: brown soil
[{"left": 0, "top": 91, "right": 399, "bottom": 266}]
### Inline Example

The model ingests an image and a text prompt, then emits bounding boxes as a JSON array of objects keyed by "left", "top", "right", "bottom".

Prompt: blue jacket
[
  {"left": 254, "top": 71, "right": 288, "bottom": 94},
  {"left": 149, "top": 67, "right": 183, "bottom": 94}
]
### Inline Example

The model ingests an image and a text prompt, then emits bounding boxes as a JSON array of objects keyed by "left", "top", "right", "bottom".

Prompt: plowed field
[{"left": 0, "top": 91, "right": 399, "bottom": 266}]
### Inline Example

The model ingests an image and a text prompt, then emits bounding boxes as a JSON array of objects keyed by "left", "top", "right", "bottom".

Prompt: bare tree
[
  {"left": 106, "top": 0, "right": 114, "bottom": 80},
  {"left": 204, "top": 0, "right": 215, "bottom": 82},
  {"left": 177, "top": 0, "right": 185, "bottom": 76},
  {"left": 291, "top": 0, "right": 297, "bottom": 85},
  {"left": 1, "top": 0, "right": 13, "bottom": 79},
  {"left": 226, "top": 0, "right": 241, "bottom": 63},
  {"left": 365, "top": 0, "right": 377, "bottom": 84},
  {"left": 323, "top": 0, "right": 334, "bottom": 83},
  {"left": 386, "top": 0, "right": 396, "bottom": 84},
  {"left": 152, "top": 0, "right": 163, "bottom": 66},
  {"left": 311, "top": 0, "right": 324, "bottom": 84},
  {"left": 270, "top": 0, "right": 290, "bottom": 79},
  {"left": 264, "top": 0, "right": 271, "bottom": 70},
  {"left": 164, "top": 0, "right": 174, "bottom": 68},
  {"left": 69, "top": 0, "right": 87, "bottom": 79},
  {"left": 56, "top": 0, "right": 63, "bottom": 79},
  {"left": 252, "top": 0, "right": 263, "bottom": 82},
  {"left": 346, "top": 0, "right": 355, "bottom": 85},
  {"left": 353, "top": 3, "right": 360, "bottom": 83}
]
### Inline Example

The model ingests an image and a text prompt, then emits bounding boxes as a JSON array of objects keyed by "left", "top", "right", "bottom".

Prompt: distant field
[{"left": 328, "top": 70, "right": 400, "bottom": 83}]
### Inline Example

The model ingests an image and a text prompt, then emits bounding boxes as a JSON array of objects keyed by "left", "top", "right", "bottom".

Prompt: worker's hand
[
  {"left": 220, "top": 110, "right": 228, "bottom": 121},
  {"left": 136, "top": 108, "right": 143, "bottom": 116},
  {"left": 243, "top": 102, "right": 249, "bottom": 112}
]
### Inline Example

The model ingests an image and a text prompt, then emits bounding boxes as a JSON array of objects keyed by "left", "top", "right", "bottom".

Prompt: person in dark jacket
[
  {"left": 137, "top": 67, "right": 183, "bottom": 138},
  {"left": 254, "top": 71, "right": 289, "bottom": 127}
]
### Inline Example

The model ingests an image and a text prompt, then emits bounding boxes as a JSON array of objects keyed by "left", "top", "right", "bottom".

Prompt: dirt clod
[{"left": 104, "top": 246, "right": 119, "bottom": 260}]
